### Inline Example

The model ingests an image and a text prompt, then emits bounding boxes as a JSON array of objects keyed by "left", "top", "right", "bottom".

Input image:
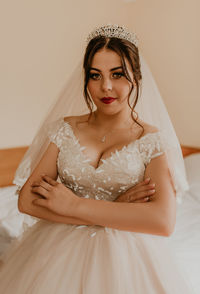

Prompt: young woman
[{"left": 0, "top": 25, "right": 195, "bottom": 293}]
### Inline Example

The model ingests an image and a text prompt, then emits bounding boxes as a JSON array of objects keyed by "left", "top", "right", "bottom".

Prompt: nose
[{"left": 101, "top": 77, "right": 112, "bottom": 92}]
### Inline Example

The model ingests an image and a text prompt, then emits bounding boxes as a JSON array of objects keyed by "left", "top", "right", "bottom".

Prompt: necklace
[
  {"left": 101, "top": 130, "right": 116, "bottom": 143},
  {"left": 92, "top": 112, "right": 137, "bottom": 143},
  {"left": 100, "top": 121, "right": 136, "bottom": 143}
]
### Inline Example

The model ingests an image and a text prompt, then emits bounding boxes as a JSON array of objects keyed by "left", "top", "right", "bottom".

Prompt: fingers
[
  {"left": 125, "top": 192, "right": 155, "bottom": 203},
  {"left": 31, "top": 180, "right": 52, "bottom": 191},
  {"left": 136, "top": 187, "right": 156, "bottom": 197},
  {"left": 126, "top": 178, "right": 153, "bottom": 192},
  {"left": 127, "top": 178, "right": 156, "bottom": 196},
  {"left": 135, "top": 177, "right": 151, "bottom": 187},
  {"left": 133, "top": 195, "right": 155, "bottom": 203},
  {"left": 134, "top": 183, "right": 155, "bottom": 194},
  {"left": 130, "top": 188, "right": 156, "bottom": 202},
  {"left": 31, "top": 175, "right": 55, "bottom": 198},
  {"left": 31, "top": 174, "right": 58, "bottom": 198},
  {"left": 127, "top": 184, "right": 155, "bottom": 199},
  {"left": 115, "top": 179, "right": 156, "bottom": 203},
  {"left": 31, "top": 185, "right": 49, "bottom": 198},
  {"left": 115, "top": 193, "right": 154, "bottom": 203},
  {"left": 31, "top": 175, "right": 57, "bottom": 190},
  {"left": 42, "top": 175, "right": 58, "bottom": 186},
  {"left": 32, "top": 198, "right": 48, "bottom": 208}
]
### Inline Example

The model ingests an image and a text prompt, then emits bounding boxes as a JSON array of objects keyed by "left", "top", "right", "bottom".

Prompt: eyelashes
[{"left": 89, "top": 72, "right": 125, "bottom": 80}]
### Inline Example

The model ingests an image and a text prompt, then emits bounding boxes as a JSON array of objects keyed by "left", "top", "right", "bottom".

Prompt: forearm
[
  {"left": 18, "top": 193, "right": 93, "bottom": 226},
  {"left": 22, "top": 205, "right": 92, "bottom": 225},
  {"left": 76, "top": 198, "right": 174, "bottom": 236}
]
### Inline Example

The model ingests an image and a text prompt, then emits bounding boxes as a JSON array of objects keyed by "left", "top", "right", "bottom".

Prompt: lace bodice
[{"left": 48, "top": 118, "right": 166, "bottom": 202}]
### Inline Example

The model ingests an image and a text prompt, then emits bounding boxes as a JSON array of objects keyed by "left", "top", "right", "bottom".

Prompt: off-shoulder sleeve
[
  {"left": 47, "top": 118, "right": 72, "bottom": 150},
  {"left": 138, "top": 131, "right": 166, "bottom": 166}
]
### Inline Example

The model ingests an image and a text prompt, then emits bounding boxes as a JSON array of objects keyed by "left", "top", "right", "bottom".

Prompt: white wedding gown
[{"left": 0, "top": 118, "right": 198, "bottom": 293}]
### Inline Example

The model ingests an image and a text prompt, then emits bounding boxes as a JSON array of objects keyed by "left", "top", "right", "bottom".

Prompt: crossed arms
[{"left": 18, "top": 142, "right": 176, "bottom": 236}]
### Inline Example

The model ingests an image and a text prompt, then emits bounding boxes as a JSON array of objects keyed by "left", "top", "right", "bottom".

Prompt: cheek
[
  {"left": 87, "top": 81, "right": 98, "bottom": 97},
  {"left": 117, "top": 80, "right": 132, "bottom": 96}
]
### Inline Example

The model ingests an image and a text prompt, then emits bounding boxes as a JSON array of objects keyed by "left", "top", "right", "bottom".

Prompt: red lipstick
[{"left": 101, "top": 97, "right": 116, "bottom": 104}]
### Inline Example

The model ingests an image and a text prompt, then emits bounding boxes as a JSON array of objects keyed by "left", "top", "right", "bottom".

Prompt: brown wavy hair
[{"left": 83, "top": 36, "right": 144, "bottom": 136}]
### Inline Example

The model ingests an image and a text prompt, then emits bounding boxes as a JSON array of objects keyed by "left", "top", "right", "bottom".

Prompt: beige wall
[
  {"left": 0, "top": 0, "right": 199, "bottom": 148},
  {"left": 126, "top": 0, "right": 200, "bottom": 147}
]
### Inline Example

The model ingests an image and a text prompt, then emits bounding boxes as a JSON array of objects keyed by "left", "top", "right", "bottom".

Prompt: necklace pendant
[{"left": 101, "top": 135, "right": 106, "bottom": 143}]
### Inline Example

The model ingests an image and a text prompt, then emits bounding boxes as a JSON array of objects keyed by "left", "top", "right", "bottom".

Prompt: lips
[{"left": 101, "top": 97, "right": 116, "bottom": 104}]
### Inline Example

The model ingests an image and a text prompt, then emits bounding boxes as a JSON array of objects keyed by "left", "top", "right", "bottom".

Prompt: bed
[{"left": 0, "top": 144, "right": 200, "bottom": 291}]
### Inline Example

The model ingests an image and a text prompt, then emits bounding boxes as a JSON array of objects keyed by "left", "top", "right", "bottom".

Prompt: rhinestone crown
[{"left": 86, "top": 24, "right": 139, "bottom": 47}]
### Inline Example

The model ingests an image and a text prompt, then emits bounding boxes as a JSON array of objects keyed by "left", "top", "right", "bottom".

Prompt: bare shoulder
[
  {"left": 63, "top": 115, "right": 77, "bottom": 124},
  {"left": 63, "top": 114, "right": 89, "bottom": 128}
]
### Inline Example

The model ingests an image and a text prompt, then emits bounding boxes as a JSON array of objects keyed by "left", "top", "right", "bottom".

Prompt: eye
[
  {"left": 89, "top": 73, "right": 101, "bottom": 80},
  {"left": 112, "top": 72, "right": 124, "bottom": 79}
]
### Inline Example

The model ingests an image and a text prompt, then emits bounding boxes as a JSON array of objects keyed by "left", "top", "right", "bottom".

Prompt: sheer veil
[{"left": 13, "top": 29, "right": 189, "bottom": 205}]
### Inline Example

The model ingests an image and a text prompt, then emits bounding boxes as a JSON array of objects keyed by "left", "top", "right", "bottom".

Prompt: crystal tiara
[{"left": 86, "top": 24, "right": 139, "bottom": 47}]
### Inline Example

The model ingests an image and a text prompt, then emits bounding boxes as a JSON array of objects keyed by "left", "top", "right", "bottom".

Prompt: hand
[
  {"left": 31, "top": 175, "right": 80, "bottom": 217},
  {"left": 114, "top": 178, "right": 156, "bottom": 203}
]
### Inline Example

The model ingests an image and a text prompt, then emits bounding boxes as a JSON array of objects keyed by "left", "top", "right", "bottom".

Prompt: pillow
[{"left": 184, "top": 153, "right": 200, "bottom": 185}]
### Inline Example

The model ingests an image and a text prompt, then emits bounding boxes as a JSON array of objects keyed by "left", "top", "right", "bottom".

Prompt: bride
[{"left": 0, "top": 24, "right": 196, "bottom": 293}]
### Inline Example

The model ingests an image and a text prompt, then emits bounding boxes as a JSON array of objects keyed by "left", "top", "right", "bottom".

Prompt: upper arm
[
  {"left": 144, "top": 152, "right": 176, "bottom": 235},
  {"left": 18, "top": 142, "right": 59, "bottom": 213},
  {"left": 141, "top": 124, "right": 176, "bottom": 234}
]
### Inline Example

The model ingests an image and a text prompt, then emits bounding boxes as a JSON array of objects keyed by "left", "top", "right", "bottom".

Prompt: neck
[{"left": 89, "top": 108, "right": 137, "bottom": 131}]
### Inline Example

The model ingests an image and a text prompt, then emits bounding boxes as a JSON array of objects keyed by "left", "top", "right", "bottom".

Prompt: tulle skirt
[
  {"left": 0, "top": 185, "right": 199, "bottom": 293},
  {"left": 0, "top": 217, "right": 197, "bottom": 294}
]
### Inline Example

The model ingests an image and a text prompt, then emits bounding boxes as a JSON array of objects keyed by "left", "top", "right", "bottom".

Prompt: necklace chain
[
  {"left": 99, "top": 122, "right": 136, "bottom": 143},
  {"left": 101, "top": 130, "right": 115, "bottom": 143},
  {"left": 92, "top": 112, "right": 137, "bottom": 143}
]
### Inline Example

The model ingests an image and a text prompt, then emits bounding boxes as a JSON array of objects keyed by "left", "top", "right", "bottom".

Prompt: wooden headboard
[
  {"left": 1, "top": 145, "right": 200, "bottom": 187},
  {"left": 0, "top": 146, "right": 29, "bottom": 187},
  {"left": 181, "top": 146, "right": 200, "bottom": 157}
]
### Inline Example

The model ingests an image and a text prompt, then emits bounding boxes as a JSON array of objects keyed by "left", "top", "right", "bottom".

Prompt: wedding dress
[{"left": 0, "top": 118, "right": 196, "bottom": 293}]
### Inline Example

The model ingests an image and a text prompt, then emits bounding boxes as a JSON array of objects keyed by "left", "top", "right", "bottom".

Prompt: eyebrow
[{"left": 89, "top": 66, "right": 123, "bottom": 72}]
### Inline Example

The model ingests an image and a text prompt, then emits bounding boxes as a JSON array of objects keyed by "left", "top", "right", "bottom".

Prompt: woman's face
[{"left": 87, "top": 48, "right": 135, "bottom": 115}]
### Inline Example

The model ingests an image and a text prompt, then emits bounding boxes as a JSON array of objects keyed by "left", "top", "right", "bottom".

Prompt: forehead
[{"left": 90, "top": 48, "right": 122, "bottom": 69}]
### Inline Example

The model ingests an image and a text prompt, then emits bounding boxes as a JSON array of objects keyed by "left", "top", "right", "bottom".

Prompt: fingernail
[{"left": 145, "top": 178, "right": 150, "bottom": 182}]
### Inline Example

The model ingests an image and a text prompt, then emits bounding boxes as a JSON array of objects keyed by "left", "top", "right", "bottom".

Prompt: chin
[{"left": 96, "top": 106, "right": 121, "bottom": 116}]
